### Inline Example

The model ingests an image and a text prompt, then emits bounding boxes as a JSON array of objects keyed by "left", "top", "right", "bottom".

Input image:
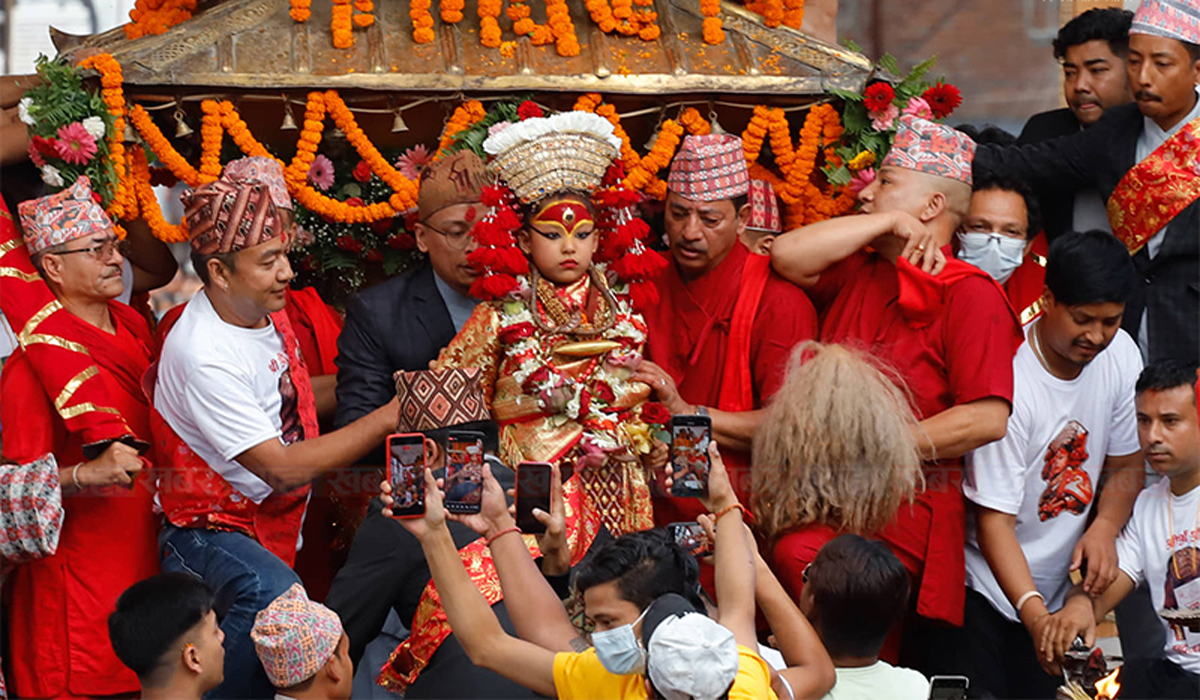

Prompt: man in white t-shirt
[
  {"left": 152, "top": 159, "right": 397, "bottom": 700},
  {"left": 962, "top": 230, "right": 1144, "bottom": 698},
  {"left": 798, "top": 535, "right": 929, "bottom": 700},
  {"left": 1051, "top": 359, "right": 1200, "bottom": 698}
]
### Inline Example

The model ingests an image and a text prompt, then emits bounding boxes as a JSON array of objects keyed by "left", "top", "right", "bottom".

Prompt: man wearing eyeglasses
[{"left": 1, "top": 176, "right": 160, "bottom": 699}]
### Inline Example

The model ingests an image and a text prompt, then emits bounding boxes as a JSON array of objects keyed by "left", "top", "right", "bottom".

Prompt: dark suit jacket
[
  {"left": 334, "top": 261, "right": 458, "bottom": 429},
  {"left": 976, "top": 102, "right": 1200, "bottom": 364},
  {"left": 1016, "top": 107, "right": 1086, "bottom": 243}
]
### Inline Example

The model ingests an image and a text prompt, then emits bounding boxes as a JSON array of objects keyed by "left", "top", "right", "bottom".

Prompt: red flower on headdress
[
  {"left": 517, "top": 100, "right": 545, "bottom": 120},
  {"left": 863, "top": 83, "right": 896, "bottom": 113},
  {"left": 922, "top": 83, "right": 962, "bottom": 119},
  {"left": 352, "top": 160, "right": 373, "bottom": 183},
  {"left": 640, "top": 402, "right": 671, "bottom": 425}
]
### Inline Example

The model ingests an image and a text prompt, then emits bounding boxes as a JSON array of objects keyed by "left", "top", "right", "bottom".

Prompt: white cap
[{"left": 646, "top": 612, "right": 740, "bottom": 700}]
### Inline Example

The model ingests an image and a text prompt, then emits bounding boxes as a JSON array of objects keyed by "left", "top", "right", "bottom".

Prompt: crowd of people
[{"left": 0, "top": 1, "right": 1198, "bottom": 699}]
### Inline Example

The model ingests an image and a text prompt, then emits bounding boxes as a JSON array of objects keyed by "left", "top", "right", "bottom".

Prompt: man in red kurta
[
  {"left": 1, "top": 177, "right": 158, "bottom": 699},
  {"left": 636, "top": 134, "right": 819, "bottom": 525},
  {"left": 773, "top": 116, "right": 1022, "bottom": 675}
]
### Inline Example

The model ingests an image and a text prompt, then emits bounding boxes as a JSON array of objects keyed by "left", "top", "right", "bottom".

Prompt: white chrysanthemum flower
[
  {"left": 81, "top": 116, "right": 107, "bottom": 140},
  {"left": 18, "top": 98, "right": 34, "bottom": 125},
  {"left": 41, "top": 165, "right": 64, "bottom": 187}
]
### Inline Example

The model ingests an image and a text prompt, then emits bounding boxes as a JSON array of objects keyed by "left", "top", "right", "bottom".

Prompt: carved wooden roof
[{"left": 61, "top": 0, "right": 871, "bottom": 98}]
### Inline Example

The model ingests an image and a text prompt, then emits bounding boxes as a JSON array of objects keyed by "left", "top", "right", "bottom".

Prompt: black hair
[
  {"left": 1052, "top": 8, "right": 1134, "bottom": 60},
  {"left": 575, "top": 529, "right": 704, "bottom": 613},
  {"left": 191, "top": 249, "right": 238, "bottom": 286},
  {"left": 1044, "top": 230, "right": 1137, "bottom": 306},
  {"left": 954, "top": 124, "right": 1016, "bottom": 147},
  {"left": 1185, "top": 40, "right": 1200, "bottom": 63},
  {"left": 731, "top": 193, "right": 748, "bottom": 213},
  {"left": 808, "top": 534, "right": 909, "bottom": 659},
  {"left": 970, "top": 169, "right": 1042, "bottom": 239},
  {"left": 109, "top": 572, "right": 216, "bottom": 684},
  {"left": 1136, "top": 359, "right": 1199, "bottom": 401}
]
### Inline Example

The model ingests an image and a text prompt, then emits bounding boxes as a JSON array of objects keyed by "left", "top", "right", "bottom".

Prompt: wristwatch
[{"left": 695, "top": 405, "right": 709, "bottom": 417}]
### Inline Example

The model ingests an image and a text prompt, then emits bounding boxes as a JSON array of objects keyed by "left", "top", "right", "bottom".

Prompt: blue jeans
[{"left": 160, "top": 524, "right": 301, "bottom": 700}]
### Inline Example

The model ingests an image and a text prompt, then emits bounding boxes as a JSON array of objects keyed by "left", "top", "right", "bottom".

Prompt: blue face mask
[
  {"left": 956, "top": 231, "right": 1026, "bottom": 285},
  {"left": 592, "top": 607, "right": 649, "bottom": 675}
]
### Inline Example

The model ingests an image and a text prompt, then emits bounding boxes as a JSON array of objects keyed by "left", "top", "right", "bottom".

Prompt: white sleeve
[
  {"left": 183, "top": 363, "right": 283, "bottom": 462},
  {"left": 1106, "top": 338, "right": 1143, "bottom": 457},
  {"left": 965, "top": 389, "right": 1030, "bottom": 515},
  {"left": 1115, "top": 494, "right": 1147, "bottom": 586}
]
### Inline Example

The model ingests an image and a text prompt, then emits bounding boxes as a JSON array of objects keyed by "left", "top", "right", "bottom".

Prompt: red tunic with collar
[
  {"left": 809, "top": 247, "right": 1021, "bottom": 625},
  {"left": 645, "top": 242, "right": 818, "bottom": 525},
  {"left": 1, "top": 302, "right": 159, "bottom": 699}
]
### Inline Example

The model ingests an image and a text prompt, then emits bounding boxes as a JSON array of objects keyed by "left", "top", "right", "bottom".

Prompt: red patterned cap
[
  {"left": 1131, "top": 0, "right": 1200, "bottom": 44},
  {"left": 251, "top": 584, "right": 344, "bottom": 688},
  {"left": 881, "top": 116, "right": 975, "bottom": 185},
  {"left": 224, "top": 156, "right": 292, "bottom": 211},
  {"left": 667, "top": 134, "right": 750, "bottom": 201},
  {"left": 17, "top": 176, "right": 115, "bottom": 256},
  {"left": 746, "top": 179, "right": 782, "bottom": 233},
  {"left": 183, "top": 179, "right": 287, "bottom": 254}
]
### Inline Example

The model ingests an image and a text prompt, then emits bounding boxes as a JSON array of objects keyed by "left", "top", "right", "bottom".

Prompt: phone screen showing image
[
  {"left": 516, "top": 462, "right": 552, "bottom": 535},
  {"left": 670, "top": 415, "right": 712, "bottom": 498},
  {"left": 444, "top": 431, "right": 485, "bottom": 514},
  {"left": 668, "top": 521, "right": 713, "bottom": 558},
  {"left": 387, "top": 433, "right": 426, "bottom": 518}
]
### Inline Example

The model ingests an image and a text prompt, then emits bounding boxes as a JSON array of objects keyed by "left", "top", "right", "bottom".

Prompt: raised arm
[
  {"left": 702, "top": 441, "right": 758, "bottom": 649},
  {"left": 754, "top": 548, "right": 836, "bottom": 699},
  {"left": 400, "top": 469, "right": 559, "bottom": 697}
]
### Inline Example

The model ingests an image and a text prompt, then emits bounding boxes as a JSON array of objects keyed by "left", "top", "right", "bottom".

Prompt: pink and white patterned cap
[
  {"left": 223, "top": 156, "right": 293, "bottom": 210},
  {"left": 1131, "top": 0, "right": 1200, "bottom": 44},
  {"left": 667, "top": 134, "right": 750, "bottom": 201},
  {"left": 251, "top": 584, "right": 344, "bottom": 688},
  {"left": 746, "top": 179, "right": 782, "bottom": 233},
  {"left": 17, "top": 176, "right": 114, "bottom": 256},
  {"left": 881, "top": 116, "right": 975, "bottom": 185}
]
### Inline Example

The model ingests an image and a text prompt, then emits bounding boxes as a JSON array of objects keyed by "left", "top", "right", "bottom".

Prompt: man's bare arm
[
  {"left": 916, "top": 397, "right": 1009, "bottom": 461},
  {"left": 754, "top": 551, "right": 836, "bottom": 699}
]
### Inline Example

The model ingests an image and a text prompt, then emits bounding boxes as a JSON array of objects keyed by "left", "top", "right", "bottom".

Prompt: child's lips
[{"left": 561, "top": 260, "right": 578, "bottom": 268}]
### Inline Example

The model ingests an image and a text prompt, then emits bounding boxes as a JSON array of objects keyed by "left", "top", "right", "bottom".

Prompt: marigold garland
[
  {"left": 198, "top": 101, "right": 224, "bottom": 183},
  {"left": 546, "top": 0, "right": 581, "bottom": 56},
  {"left": 332, "top": 0, "right": 354, "bottom": 48},
  {"left": 742, "top": 106, "right": 770, "bottom": 164},
  {"left": 782, "top": 0, "right": 804, "bottom": 30},
  {"left": 437, "top": 100, "right": 487, "bottom": 157},
  {"left": 290, "top": 0, "right": 312, "bottom": 22},
  {"left": 125, "top": 0, "right": 196, "bottom": 40},
  {"left": 700, "top": 0, "right": 723, "bottom": 44},
  {"left": 354, "top": 0, "right": 376, "bottom": 27},
  {"left": 441, "top": 0, "right": 465, "bottom": 22},
  {"left": 624, "top": 119, "right": 682, "bottom": 191},
  {"left": 78, "top": 54, "right": 131, "bottom": 223},
  {"left": 129, "top": 104, "right": 202, "bottom": 187},
  {"left": 479, "top": 0, "right": 503, "bottom": 47},
  {"left": 411, "top": 0, "right": 436, "bottom": 42},
  {"left": 678, "top": 107, "right": 711, "bottom": 136},
  {"left": 129, "top": 147, "right": 188, "bottom": 242}
]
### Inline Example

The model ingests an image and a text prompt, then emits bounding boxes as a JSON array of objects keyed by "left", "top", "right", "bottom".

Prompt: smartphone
[
  {"left": 667, "top": 521, "right": 713, "bottom": 558},
  {"left": 443, "top": 430, "right": 485, "bottom": 514},
  {"left": 928, "top": 676, "right": 969, "bottom": 700},
  {"left": 386, "top": 433, "right": 427, "bottom": 518},
  {"left": 669, "top": 415, "right": 712, "bottom": 498},
  {"left": 516, "top": 462, "right": 552, "bottom": 535}
]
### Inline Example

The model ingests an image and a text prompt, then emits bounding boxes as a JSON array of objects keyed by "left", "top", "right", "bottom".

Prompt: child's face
[{"left": 519, "top": 196, "right": 598, "bottom": 286}]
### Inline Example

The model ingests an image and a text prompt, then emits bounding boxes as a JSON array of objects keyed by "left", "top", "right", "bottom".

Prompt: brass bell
[
  {"left": 123, "top": 121, "right": 139, "bottom": 143},
  {"left": 392, "top": 108, "right": 409, "bottom": 133},
  {"left": 709, "top": 109, "right": 726, "bottom": 135},
  {"left": 174, "top": 106, "right": 194, "bottom": 138},
  {"left": 280, "top": 98, "right": 298, "bottom": 131}
]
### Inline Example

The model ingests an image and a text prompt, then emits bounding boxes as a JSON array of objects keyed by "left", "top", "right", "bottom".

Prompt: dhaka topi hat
[
  {"left": 1131, "top": 0, "right": 1200, "bottom": 44},
  {"left": 418, "top": 150, "right": 488, "bottom": 220},
  {"left": 251, "top": 584, "right": 344, "bottom": 688},
  {"left": 881, "top": 115, "right": 976, "bottom": 185},
  {"left": 223, "top": 156, "right": 292, "bottom": 211},
  {"left": 667, "top": 134, "right": 751, "bottom": 202},
  {"left": 746, "top": 179, "right": 782, "bottom": 233},
  {"left": 18, "top": 176, "right": 114, "bottom": 256}
]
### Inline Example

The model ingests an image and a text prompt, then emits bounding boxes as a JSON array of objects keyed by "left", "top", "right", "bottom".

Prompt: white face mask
[{"left": 956, "top": 232, "right": 1026, "bottom": 285}]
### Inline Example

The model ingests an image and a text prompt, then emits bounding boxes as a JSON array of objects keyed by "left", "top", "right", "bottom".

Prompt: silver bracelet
[
  {"left": 71, "top": 463, "right": 83, "bottom": 490},
  {"left": 1016, "top": 590, "right": 1044, "bottom": 614}
]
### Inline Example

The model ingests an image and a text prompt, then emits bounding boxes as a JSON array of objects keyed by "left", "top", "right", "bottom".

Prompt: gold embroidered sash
[{"left": 1107, "top": 116, "right": 1200, "bottom": 253}]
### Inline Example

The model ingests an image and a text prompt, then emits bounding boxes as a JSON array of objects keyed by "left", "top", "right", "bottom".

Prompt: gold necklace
[{"left": 529, "top": 267, "right": 616, "bottom": 337}]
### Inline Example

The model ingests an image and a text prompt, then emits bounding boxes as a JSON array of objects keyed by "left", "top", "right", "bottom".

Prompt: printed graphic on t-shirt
[
  {"left": 1038, "top": 421, "right": 1092, "bottom": 521},
  {"left": 273, "top": 353, "right": 302, "bottom": 445},
  {"left": 1166, "top": 546, "right": 1200, "bottom": 642}
]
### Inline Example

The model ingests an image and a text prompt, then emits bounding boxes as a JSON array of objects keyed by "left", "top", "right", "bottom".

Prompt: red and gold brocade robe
[{"left": 434, "top": 272, "right": 655, "bottom": 543}]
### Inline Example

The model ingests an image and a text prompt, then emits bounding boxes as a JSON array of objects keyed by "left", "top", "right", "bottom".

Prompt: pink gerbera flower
[
  {"left": 395, "top": 144, "right": 432, "bottom": 180},
  {"left": 849, "top": 167, "right": 876, "bottom": 195},
  {"left": 54, "top": 122, "right": 97, "bottom": 165},
  {"left": 307, "top": 154, "right": 335, "bottom": 191}
]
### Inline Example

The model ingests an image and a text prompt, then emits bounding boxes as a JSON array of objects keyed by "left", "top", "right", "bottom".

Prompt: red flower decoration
[
  {"left": 345, "top": 197, "right": 365, "bottom": 208},
  {"left": 365, "top": 249, "right": 384, "bottom": 263},
  {"left": 639, "top": 402, "right": 671, "bottom": 425},
  {"left": 335, "top": 235, "right": 364, "bottom": 253},
  {"left": 517, "top": 100, "right": 544, "bottom": 120},
  {"left": 922, "top": 83, "right": 962, "bottom": 119},
  {"left": 499, "top": 321, "right": 536, "bottom": 344},
  {"left": 370, "top": 216, "right": 395, "bottom": 235},
  {"left": 302, "top": 254, "right": 319, "bottom": 271},
  {"left": 862, "top": 82, "right": 896, "bottom": 113},
  {"left": 592, "top": 382, "right": 615, "bottom": 403},
  {"left": 387, "top": 232, "right": 416, "bottom": 249},
  {"left": 352, "top": 160, "right": 373, "bottom": 182}
]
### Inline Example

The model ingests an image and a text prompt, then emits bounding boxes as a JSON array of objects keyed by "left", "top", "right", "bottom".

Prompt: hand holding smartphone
[
  {"left": 443, "top": 430, "right": 485, "bottom": 514},
  {"left": 669, "top": 415, "right": 712, "bottom": 498},
  {"left": 387, "top": 433, "right": 428, "bottom": 518},
  {"left": 668, "top": 521, "right": 713, "bottom": 558},
  {"left": 515, "top": 462, "right": 553, "bottom": 534}
]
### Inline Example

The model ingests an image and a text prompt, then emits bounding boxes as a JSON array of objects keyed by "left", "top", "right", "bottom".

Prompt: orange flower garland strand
[
  {"left": 411, "top": 0, "right": 436, "bottom": 42},
  {"left": 783, "top": 0, "right": 804, "bottom": 30},
  {"left": 125, "top": 0, "right": 196, "bottom": 40},
  {"left": 354, "top": 0, "right": 376, "bottom": 27},
  {"left": 332, "top": 0, "right": 354, "bottom": 48},
  {"left": 678, "top": 107, "right": 711, "bottom": 136},
  {"left": 198, "top": 101, "right": 224, "bottom": 183},
  {"left": 546, "top": 0, "right": 581, "bottom": 56},
  {"left": 290, "top": 0, "right": 312, "bottom": 22},
  {"left": 437, "top": 101, "right": 488, "bottom": 156},
  {"left": 324, "top": 91, "right": 419, "bottom": 213},
  {"left": 78, "top": 54, "right": 131, "bottom": 224},
  {"left": 441, "top": 0, "right": 465, "bottom": 22},
  {"left": 700, "top": 0, "right": 723, "bottom": 44},
  {"left": 479, "top": 0, "right": 503, "bottom": 47},
  {"left": 129, "top": 104, "right": 203, "bottom": 187},
  {"left": 624, "top": 119, "right": 682, "bottom": 191},
  {"left": 130, "top": 148, "right": 188, "bottom": 243}
]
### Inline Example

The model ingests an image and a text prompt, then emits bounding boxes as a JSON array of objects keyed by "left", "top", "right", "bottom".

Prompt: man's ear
[
  {"left": 324, "top": 650, "right": 347, "bottom": 685},
  {"left": 918, "top": 190, "right": 948, "bottom": 223},
  {"left": 413, "top": 222, "right": 432, "bottom": 255},
  {"left": 182, "top": 643, "right": 203, "bottom": 675},
  {"left": 40, "top": 253, "right": 66, "bottom": 287},
  {"left": 207, "top": 257, "right": 230, "bottom": 290},
  {"left": 1041, "top": 285, "right": 1055, "bottom": 309},
  {"left": 735, "top": 202, "right": 751, "bottom": 236}
]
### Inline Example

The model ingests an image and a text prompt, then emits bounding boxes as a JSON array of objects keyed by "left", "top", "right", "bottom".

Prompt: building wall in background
[{"left": 6, "top": 0, "right": 135, "bottom": 74}]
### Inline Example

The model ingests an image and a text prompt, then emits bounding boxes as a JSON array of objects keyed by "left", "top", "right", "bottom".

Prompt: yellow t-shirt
[{"left": 552, "top": 645, "right": 779, "bottom": 700}]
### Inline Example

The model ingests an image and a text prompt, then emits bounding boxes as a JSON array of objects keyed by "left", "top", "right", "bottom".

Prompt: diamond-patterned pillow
[
  {"left": 394, "top": 368, "right": 489, "bottom": 432},
  {"left": 0, "top": 453, "right": 63, "bottom": 575}
]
